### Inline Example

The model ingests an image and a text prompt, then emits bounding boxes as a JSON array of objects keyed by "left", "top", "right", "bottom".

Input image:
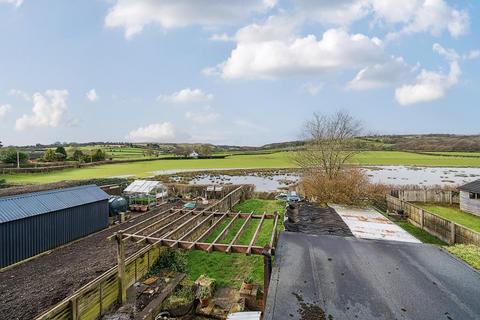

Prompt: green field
[
  {"left": 416, "top": 203, "right": 480, "bottom": 232},
  {"left": 185, "top": 199, "right": 284, "bottom": 288},
  {"left": 3, "top": 151, "right": 480, "bottom": 185}
]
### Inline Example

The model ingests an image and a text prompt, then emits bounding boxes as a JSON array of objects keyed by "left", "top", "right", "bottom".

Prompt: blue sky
[{"left": 0, "top": 0, "right": 478, "bottom": 146}]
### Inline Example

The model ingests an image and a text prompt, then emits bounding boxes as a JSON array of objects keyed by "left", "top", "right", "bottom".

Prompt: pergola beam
[
  {"left": 187, "top": 213, "right": 229, "bottom": 250},
  {"left": 207, "top": 213, "right": 240, "bottom": 253},
  {"left": 226, "top": 211, "right": 253, "bottom": 254},
  {"left": 247, "top": 212, "right": 266, "bottom": 255}
]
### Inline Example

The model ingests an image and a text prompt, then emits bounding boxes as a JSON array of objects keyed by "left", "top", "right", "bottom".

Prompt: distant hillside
[{"left": 8, "top": 134, "right": 480, "bottom": 153}]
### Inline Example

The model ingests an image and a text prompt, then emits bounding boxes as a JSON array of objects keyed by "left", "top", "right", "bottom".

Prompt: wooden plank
[
  {"left": 134, "top": 273, "right": 186, "bottom": 320},
  {"left": 134, "top": 211, "right": 192, "bottom": 244},
  {"left": 226, "top": 212, "right": 253, "bottom": 254},
  {"left": 107, "top": 207, "right": 175, "bottom": 240},
  {"left": 247, "top": 212, "right": 266, "bottom": 255},
  {"left": 123, "top": 209, "right": 181, "bottom": 241},
  {"left": 161, "top": 210, "right": 218, "bottom": 241},
  {"left": 170, "top": 211, "right": 218, "bottom": 248},
  {"left": 207, "top": 213, "right": 240, "bottom": 253},
  {"left": 116, "top": 233, "right": 127, "bottom": 304},
  {"left": 187, "top": 213, "right": 229, "bottom": 250},
  {"left": 270, "top": 212, "right": 279, "bottom": 249}
]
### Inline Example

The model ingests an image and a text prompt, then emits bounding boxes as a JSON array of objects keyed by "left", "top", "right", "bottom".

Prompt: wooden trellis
[{"left": 113, "top": 206, "right": 279, "bottom": 304}]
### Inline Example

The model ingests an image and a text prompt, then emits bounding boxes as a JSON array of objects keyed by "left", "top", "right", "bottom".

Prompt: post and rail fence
[{"left": 386, "top": 194, "right": 480, "bottom": 246}]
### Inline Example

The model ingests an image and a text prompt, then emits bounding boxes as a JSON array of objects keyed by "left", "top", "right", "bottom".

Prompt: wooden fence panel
[
  {"left": 386, "top": 194, "right": 480, "bottom": 246},
  {"left": 395, "top": 190, "right": 459, "bottom": 204}
]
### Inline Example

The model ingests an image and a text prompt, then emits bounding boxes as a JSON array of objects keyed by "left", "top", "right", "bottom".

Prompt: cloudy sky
[{"left": 0, "top": 0, "right": 479, "bottom": 146}]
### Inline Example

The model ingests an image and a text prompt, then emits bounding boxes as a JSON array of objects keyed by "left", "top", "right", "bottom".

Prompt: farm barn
[
  {"left": 0, "top": 185, "right": 109, "bottom": 268},
  {"left": 458, "top": 179, "right": 480, "bottom": 216}
]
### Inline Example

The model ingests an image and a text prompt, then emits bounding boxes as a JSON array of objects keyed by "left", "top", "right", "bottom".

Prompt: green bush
[
  {"left": 71, "top": 149, "right": 84, "bottom": 161},
  {"left": 43, "top": 149, "right": 57, "bottom": 162},
  {"left": 148, "top": 249, "right": 188, "bottom": 275},
  {"left": 0, "top": 147, "right": 29, "bottom": 164},
  {"left": 55, "top": 146, "right": 67, "bottom": 158}
]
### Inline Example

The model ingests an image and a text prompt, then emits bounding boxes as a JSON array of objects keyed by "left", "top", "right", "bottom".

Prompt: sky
[{"left": 0, "top": 0, "right": 479, "bottom": 146}]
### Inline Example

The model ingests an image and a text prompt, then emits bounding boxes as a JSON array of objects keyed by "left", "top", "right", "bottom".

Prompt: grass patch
[
  {"left": 395, "top": 221, "right": 447, "bottom": 245},
  {"left": 445, "top": 245, "right": 480, "bottom": 270},
  {"left": 4, "top": 151, "right": 480, "bottom": 185},
  {"left": 184, "top": 199, "right": 283, "bottom": 289},
  {"left": 415, "top": 203, "right": 480, "bottom": 233}
]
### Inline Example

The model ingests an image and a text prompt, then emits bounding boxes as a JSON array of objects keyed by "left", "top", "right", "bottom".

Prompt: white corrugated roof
[{"left": 123, "top": 180, "right": 163, "bottom": 194}]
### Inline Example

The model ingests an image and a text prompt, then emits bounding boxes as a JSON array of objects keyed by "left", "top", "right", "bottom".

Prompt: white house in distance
[
  {"left": 189, "top": 151, "right": 199, "bottom": 159},
  {"left": 458, "top": 179, "right": 480, "bottom": 216}
]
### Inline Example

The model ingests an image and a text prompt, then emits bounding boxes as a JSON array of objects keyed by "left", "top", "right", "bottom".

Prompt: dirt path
[{"left": 0, "top": 204, "right": 176, "bottom": 320}]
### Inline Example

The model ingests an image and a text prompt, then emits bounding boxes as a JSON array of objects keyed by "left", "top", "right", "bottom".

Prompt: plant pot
[{"left": 200, "top": 298, "right": 209, "bottom": 308}]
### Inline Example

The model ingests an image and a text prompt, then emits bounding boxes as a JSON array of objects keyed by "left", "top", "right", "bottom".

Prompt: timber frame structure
[{"left": 112, "top": 186, "right": 280, "bottom": 305}]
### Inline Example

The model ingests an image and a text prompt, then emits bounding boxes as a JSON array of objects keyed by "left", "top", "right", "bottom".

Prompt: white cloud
[
  {"left": 126, "top": 122, "right": 175, "bottom": 142},
  {"left": 0, "top": 0, "right": 23, "bottom": 7},
  {"left": 105, "top": 0, "right": 277, "bottom": 38},
  {"left": 216, "top": 15, "right": 384, "bottom": 79},
  {"left": 0, "top": 104, "right": 11, "bottom": 119},
  {"left": 86, "top": 89, "right": 99, "bottom": 102},
  {"left": 185, "top": 109, "right": 220, "bottom": 124},
  {"left": 348, "top": 56, "right": 412, "bottom": 90},
  {"left": 8, "top": 89, "right": 30, "bottom": 101},
  {"left": 295, "top": 0, "right": 469, "bottom": 38},
  {"left": 209, "top": 33, "right": 235, "bottom": 42},
  {"left": 395, "top": 62, "right": 460, "bottom": 105},
  {"left": 395, "top": 45, "right": 460, "bottom": 106},
  {"left": 301, "top": 82, "right": 324, "bottom": 95},
  {"left": 158, "top": 88, "right": 213, "bottom": 104},
  {"left": 465, "top": 50, "right": 480, "bottom": 60},
  {"left": 15, "top": 90, "right": 69, "bottom": 131}
]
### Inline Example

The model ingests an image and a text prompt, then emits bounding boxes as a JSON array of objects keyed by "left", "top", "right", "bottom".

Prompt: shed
[
  {"left": 189, "top": 151, "right": 199, "bottom": 159},
  {"left": 458, "top": 179, "right": 480, "bottom": 216},
  {"left": 0, "top": 185, "right": 109, "bottom": 268}
]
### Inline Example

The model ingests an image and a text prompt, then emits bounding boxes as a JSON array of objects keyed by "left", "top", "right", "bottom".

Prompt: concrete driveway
[{"left": 330, "top": 204, "right": 420, "bottom": 243}]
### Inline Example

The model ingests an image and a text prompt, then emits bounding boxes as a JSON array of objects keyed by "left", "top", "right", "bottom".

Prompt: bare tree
[{"left": 294, "top": 110, "right": 362, "bottom": 178}]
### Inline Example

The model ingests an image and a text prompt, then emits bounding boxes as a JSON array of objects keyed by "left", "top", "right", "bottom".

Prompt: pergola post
[
  {"left": 116, "top": 231, "right": 127, "bottom": 305},
  {"left": 262, "top": 248, "right": 272, "bottom": 311}
]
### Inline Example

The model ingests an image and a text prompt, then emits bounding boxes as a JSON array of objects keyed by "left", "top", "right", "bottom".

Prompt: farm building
[
  {"left": 458, "top": 179, "right": 480, "bottom": 216},
  {"left": 0, "top": 185, "right": 109, "bottom": 268}
]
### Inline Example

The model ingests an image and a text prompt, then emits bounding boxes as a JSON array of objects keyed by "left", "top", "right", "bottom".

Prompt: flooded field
[{"left": 160, "top": 166, "right": 480, "bottom": 192}]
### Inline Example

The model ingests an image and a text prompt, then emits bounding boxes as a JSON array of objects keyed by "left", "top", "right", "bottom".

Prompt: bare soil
[{"left": 0, "top": 204, "right": 177, "bottom": 320}]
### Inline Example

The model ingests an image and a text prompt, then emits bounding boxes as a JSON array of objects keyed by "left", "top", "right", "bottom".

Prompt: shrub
[
  {"left": 55, "top": 146, "right": 67, "bottom": 158},
  {"left": 71, "top": 149, "right": 84, "bottom": 161},
  {"left": 299, "top": 167, "right": 389, "bottom": 206},
  {"left": 148, "top": 248, "right": 187, "bottom": 275},
  {"left": 42, "top": 149, "right": 57, "bottom": 162},
  {"left": 0, "top": 148, "right": 29, "bottom": 164},
  {"left": 92, "top": 149, "right": 106, "bottom": 162}
]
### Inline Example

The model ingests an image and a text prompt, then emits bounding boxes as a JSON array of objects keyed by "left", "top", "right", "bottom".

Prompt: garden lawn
[
  {"left": 184, "top": 199, "right": 284, "bottom": 289},
  {"left": 446, "top": 245, "right": 480, "bottom": 270},
  {"left": 4, "top": 151, "right": 480, "bottom": 185},
  {"left": 395, "top": 221, "right": 446, "bottom": 245},
  {"left": 416, "top": 203, "right": 480, "bottom": 233}
]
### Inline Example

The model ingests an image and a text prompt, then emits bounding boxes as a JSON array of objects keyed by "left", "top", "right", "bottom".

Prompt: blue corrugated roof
[{"left": 0, "top": 185, "right": 109, "bottom": 224}]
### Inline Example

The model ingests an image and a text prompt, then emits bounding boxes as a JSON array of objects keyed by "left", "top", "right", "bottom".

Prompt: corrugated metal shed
[
  {"left": 0, "top": 185, "right": 109, "bottom": 268},
  {"left": 265, "top": 232, "right": 480, "bottom": 320},
  {"left": 459, "top": 179, "right": 480, "bottom": 193},
  {"left": 0, "top": 185, "right": 109, "bottom": 224},
  {"left": 123, "top": 180, "right": 163, "bottom": 194}
]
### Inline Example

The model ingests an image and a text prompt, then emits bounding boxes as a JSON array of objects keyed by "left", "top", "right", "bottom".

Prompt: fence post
[
  {"left": 70, "top": 297, "right": 78, "bottom": 320},
  {"left": 420, "top": 209, "right": 424, "bottom": 229},
  {"left": 450, "top": 223, "right": 456, "bottom": 245},
  {"left": 116, "top": 232, "right": 127, "bottom": 305},
  {"left": 450, "top": 191, "right": 453, "bottom": 205},
  {"left": 424, "top": 190, "right": 427, "bottom": 203}
]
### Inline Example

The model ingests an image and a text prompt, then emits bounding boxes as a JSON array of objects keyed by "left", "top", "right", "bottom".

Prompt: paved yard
[{"left": 331, "top": 204, "right": 420, "bottom": 243}]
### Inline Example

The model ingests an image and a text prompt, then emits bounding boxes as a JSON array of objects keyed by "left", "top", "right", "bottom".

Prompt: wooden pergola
[{"left": 112, "top": 206, "right": 279, "bottom": 304}]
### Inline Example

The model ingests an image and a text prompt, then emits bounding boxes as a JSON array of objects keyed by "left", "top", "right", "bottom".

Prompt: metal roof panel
[{"left": 0, "top": 185, "right": 109, "bottom": 224}]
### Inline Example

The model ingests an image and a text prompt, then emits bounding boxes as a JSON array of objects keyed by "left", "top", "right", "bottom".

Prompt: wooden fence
[
  {"left": 35, "top": 186, "right": 248, "bottom": 320},
  {"left": 390, "top": 189, "right": 459, "bottom": 204},
  {"left": 386, "top": 195, "right": 480, "bottom": 246}
]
